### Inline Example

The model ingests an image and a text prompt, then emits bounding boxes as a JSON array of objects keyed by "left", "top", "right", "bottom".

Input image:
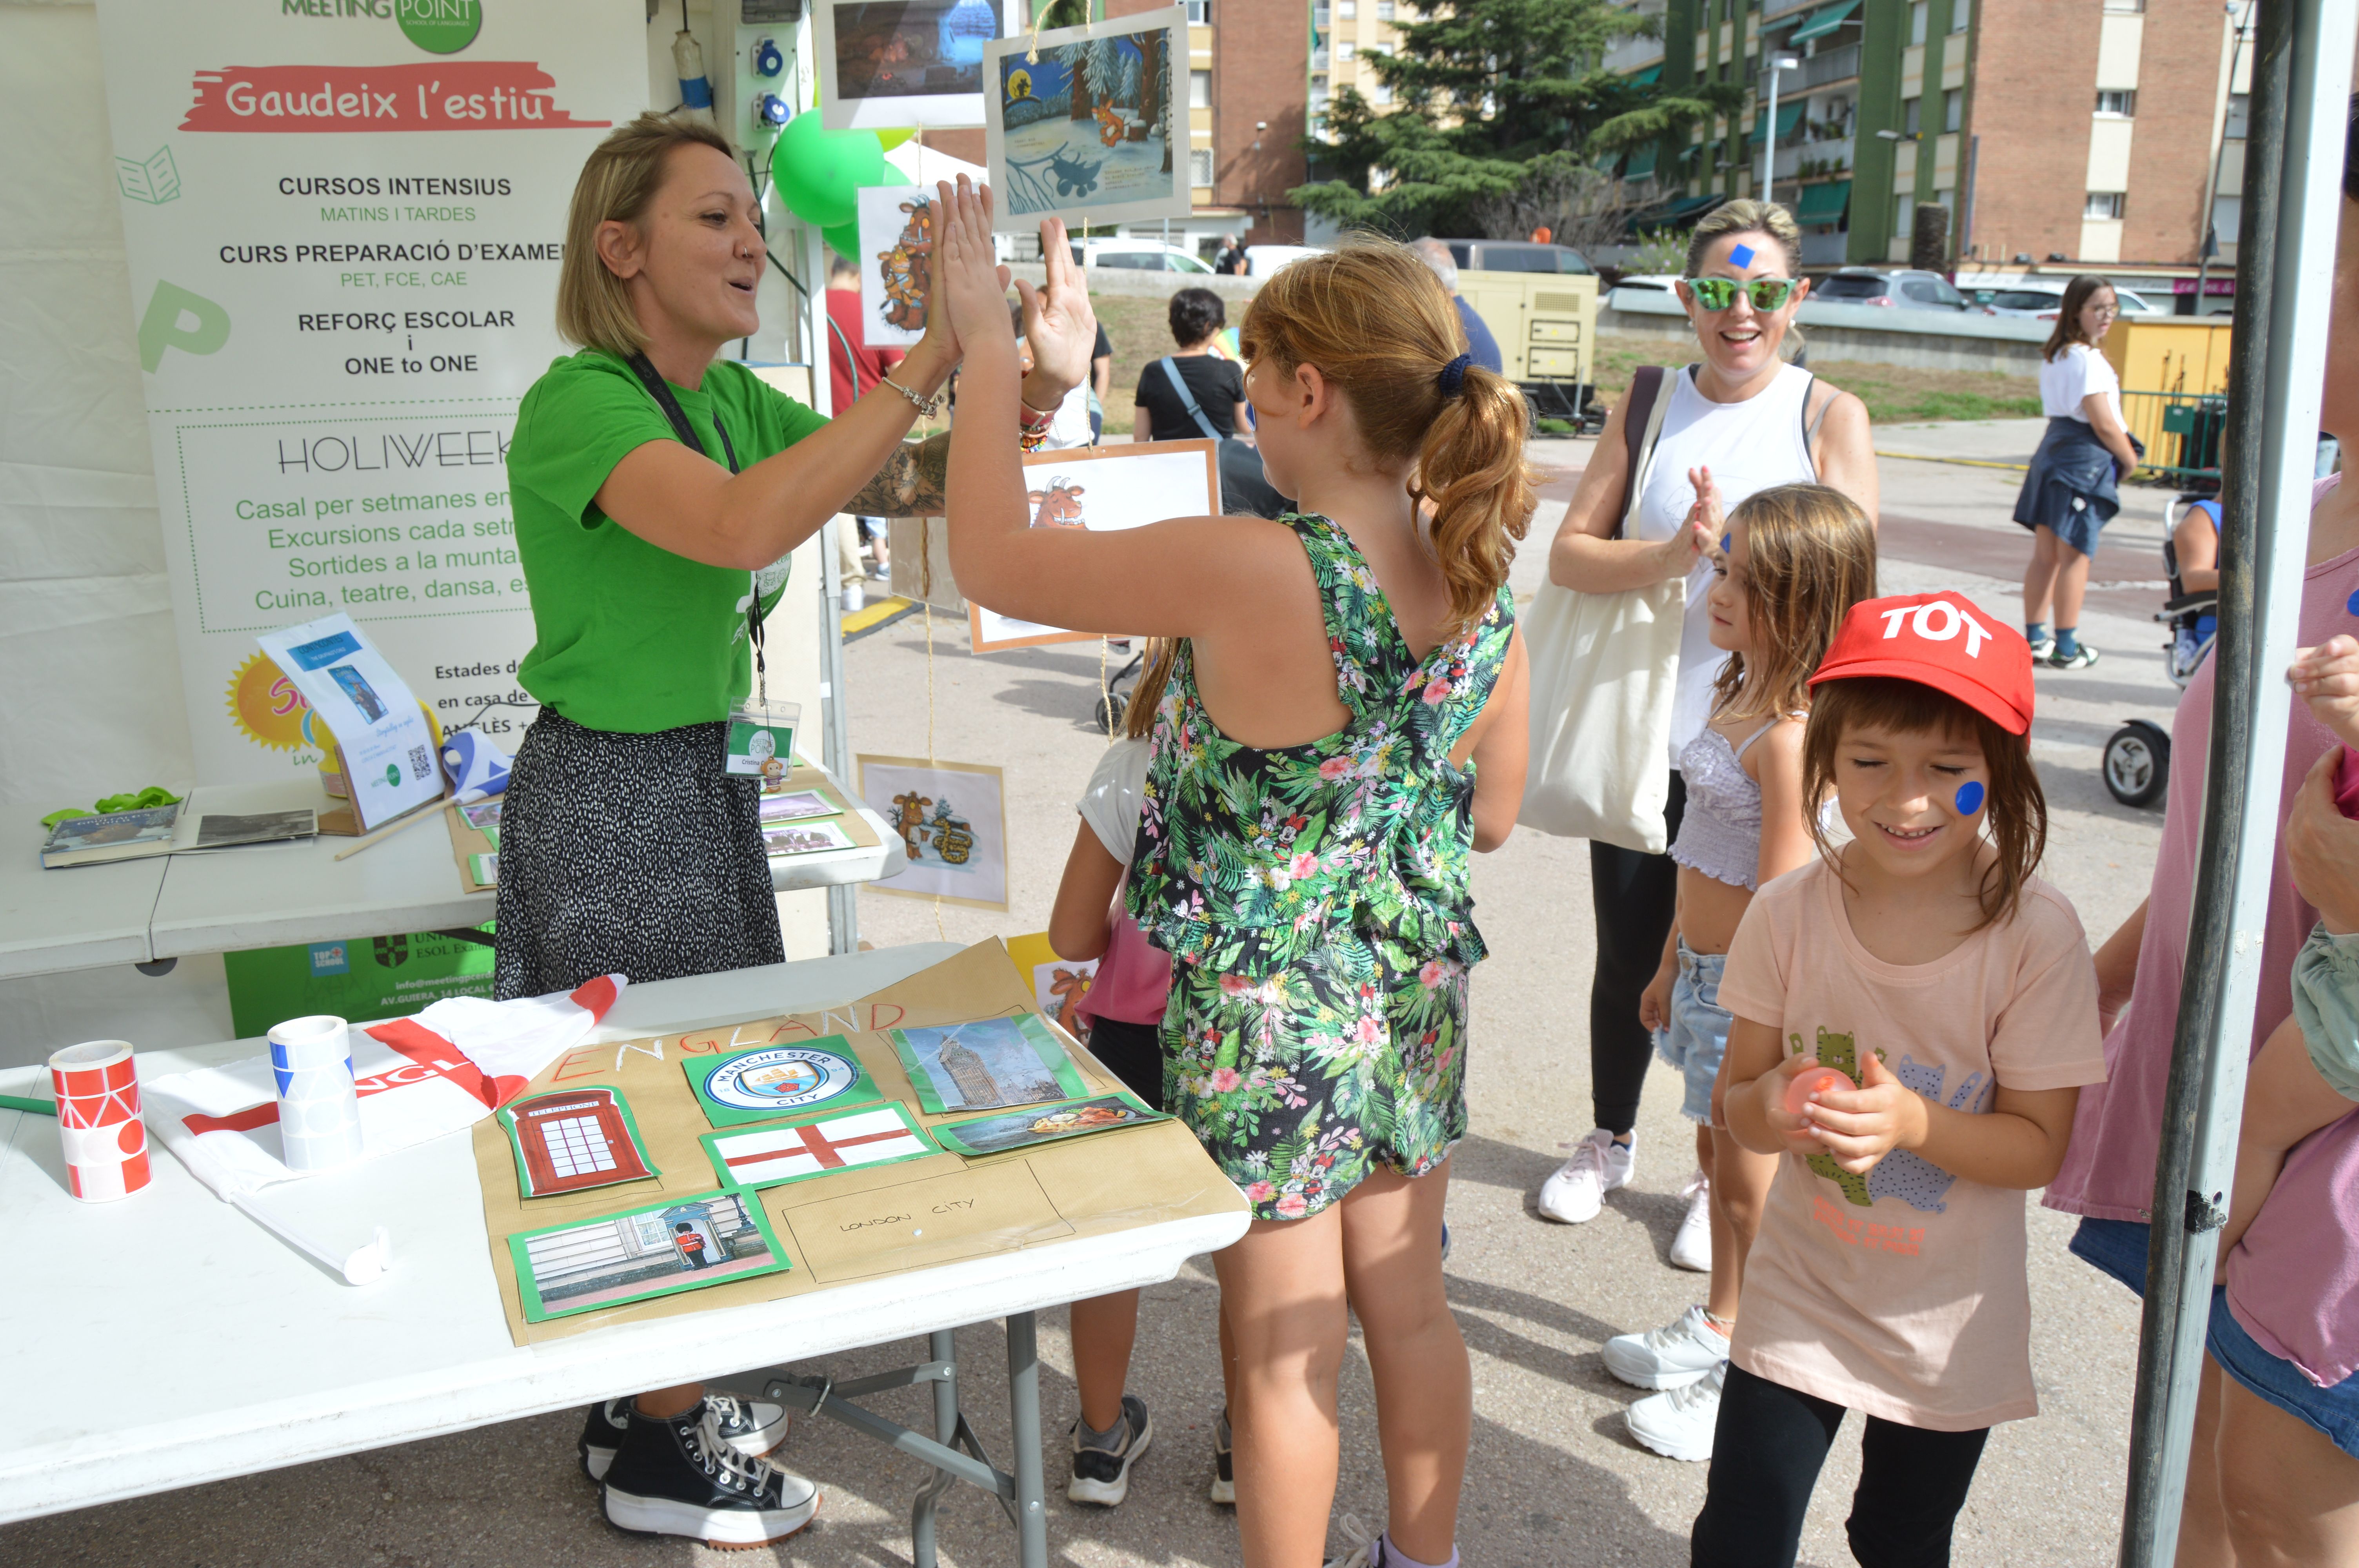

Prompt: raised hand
[
  {"left": 1654, "top": 464, "right": 1718, "bottom": 579},
  {"left": 934, "top": 176, "right": 1016, "bottom": 362},
  {"left": 1018, "top": 216, "right": 1098, "bottom": 402}
]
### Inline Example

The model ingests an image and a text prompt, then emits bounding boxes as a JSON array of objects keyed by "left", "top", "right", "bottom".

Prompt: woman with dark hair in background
[
  {"left": 1132, "top": 286, "right": 1251, "bottom": 442},
  {"left": 2015, "top": 274, "right": 2139, "bottom": 670},
  {"left": 1134, "top": 285, "right": 1293, "bottom": 517}
]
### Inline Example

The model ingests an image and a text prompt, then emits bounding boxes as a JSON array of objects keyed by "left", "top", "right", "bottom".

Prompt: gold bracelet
[
  {"left": 1018, "top": 395, "right": 1060, "bottom": 424},
  {"left": 880, "top": 374, "right": 940, "bottom": 419}
]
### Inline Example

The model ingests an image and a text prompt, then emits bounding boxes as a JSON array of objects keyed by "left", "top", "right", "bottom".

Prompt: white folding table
[
  {"left": 0, "top": 942, "right": 1247, "bottom": 1566},
  {"left": 2, "top": 765, "right": 906, "bottom": 979}
]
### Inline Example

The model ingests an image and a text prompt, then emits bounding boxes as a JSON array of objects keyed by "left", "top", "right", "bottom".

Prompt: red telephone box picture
[{"left": 501, "top": 1087, "right": 659, "bottom": 1198}]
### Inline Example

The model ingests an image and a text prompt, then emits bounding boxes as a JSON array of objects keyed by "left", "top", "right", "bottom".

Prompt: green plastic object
[
  {"left": 40, "top": 785, "right": 182, "bottom": 829},
  {"left": 773, "top": 114, "right": 885, "bottom": 230}
]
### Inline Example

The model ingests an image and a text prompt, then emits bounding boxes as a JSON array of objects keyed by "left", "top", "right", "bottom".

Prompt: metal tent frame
[{"left": 2118, "top": 0, "right": 2356, "bottom": 1561}]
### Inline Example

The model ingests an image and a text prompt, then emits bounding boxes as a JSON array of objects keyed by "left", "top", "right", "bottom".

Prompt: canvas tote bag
[{"left": 1518, "top": 365, "right": 1682, "bottom": 853}]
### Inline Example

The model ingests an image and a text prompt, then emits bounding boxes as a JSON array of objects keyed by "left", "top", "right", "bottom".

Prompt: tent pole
[{"left": 2117, "top": 1, "right": 2352, "bottom": 1561}]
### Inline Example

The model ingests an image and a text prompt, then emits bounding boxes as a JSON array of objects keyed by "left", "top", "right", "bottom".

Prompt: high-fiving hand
[{"left": 932, "top": 176, "right": 1015, "bottom": 360}]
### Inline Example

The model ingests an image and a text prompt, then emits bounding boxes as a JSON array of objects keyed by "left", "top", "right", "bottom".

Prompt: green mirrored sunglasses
[{"left": 1685, "top": 276, "right": 1801, "bottom": 312}]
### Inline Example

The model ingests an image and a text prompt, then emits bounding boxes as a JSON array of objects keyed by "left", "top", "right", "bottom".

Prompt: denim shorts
[
  {"left": 1653, "top": 940, "right": 1732, "bottom": 1125},
  {"left": 2073, "top": 1219, "right": 2359, "bottom": 1458},
  {"left": 2208, "top": 1285, "right": 2359, "bottom": 1459}
]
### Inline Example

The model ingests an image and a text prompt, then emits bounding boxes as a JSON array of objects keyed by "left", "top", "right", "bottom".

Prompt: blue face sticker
[
  {"left": 1721, "top": 531, "right": 1732, "bottom": 552},
  {"left": 1954, "top": 781, "right": 1986, "bottom": 816},
  {"left": 1728, "top": 243, "right": 1756, "bottom": 269},
  {"left": 2346, "top": 588, "right": 2359, "bottom": 616}
]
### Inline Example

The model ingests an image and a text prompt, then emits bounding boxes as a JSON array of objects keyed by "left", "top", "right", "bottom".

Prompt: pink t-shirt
[
  {"left": 1719, "top": 860, "right": 2107, "bottom": 1430},
  {"left": 2045, "top": 484, "right": 2359, "bottom": 1229},
  {"left": 1074, "top": 890, "right": 1173, "bottom": 1028}
]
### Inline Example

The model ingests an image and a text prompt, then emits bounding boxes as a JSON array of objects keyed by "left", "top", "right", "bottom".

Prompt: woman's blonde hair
[
  {"left": 555, "top": 111, "right": 736, "bottom": 358},
  {"left": 1239, "top": 238, "right": 1536, "bottom": 630},
  {"left": 1708, "top": 483, "right": 1879, "bottom": 723},
  {"left": 1684, "top": 198, "right": 1803, "bottom": 276}
]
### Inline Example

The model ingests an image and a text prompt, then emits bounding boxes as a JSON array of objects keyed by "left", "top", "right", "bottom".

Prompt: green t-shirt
[{"left": 507, "top": 349, "right": 829, "bottom": 733}]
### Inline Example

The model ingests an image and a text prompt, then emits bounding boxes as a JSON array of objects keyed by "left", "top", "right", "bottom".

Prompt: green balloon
[
  {"left": 774, "top": 114, "right": 885, "bottom": 230},
  {"left": 823, "top": 221, "right": 861, "bottom": 263}
]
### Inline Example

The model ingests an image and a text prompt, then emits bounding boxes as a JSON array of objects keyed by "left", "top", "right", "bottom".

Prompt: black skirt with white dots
[{"left": 492, "top": 710, "right": 784, "bottom": 1000}]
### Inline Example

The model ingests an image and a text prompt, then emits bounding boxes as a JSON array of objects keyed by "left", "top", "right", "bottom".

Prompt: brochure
[{"left": 255, "top": 612, "right": 441, "bottom": 831}]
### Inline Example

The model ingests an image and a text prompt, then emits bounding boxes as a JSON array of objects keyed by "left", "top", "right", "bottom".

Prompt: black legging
[
  {"left": 1587, "top": 771, "right": 1686, "bottom": 1136},
  {"left": 1691, "top": 1365, "right": 1990, "bottom": 1568}
]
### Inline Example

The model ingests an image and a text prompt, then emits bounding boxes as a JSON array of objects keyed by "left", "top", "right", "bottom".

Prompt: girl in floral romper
[{"left": 933, "top": 177, "right": 1533, "bottom": 1568}]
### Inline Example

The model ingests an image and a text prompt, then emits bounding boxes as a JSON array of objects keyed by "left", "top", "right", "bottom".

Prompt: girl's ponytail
[
  {"left": 1416, "top": 363, "right": 1538, "bottom": 629},
  {"left": 1239, "top": 239, "right": 1538, "bottom": 632}
]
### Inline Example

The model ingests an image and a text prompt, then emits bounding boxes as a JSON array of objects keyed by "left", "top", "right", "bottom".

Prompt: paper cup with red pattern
[{"left": 48, "top": 1039, "right": 150, "bottom": 1202}]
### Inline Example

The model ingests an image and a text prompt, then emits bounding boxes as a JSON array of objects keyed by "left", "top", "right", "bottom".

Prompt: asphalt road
[{"left": 0, "top": 433, "right": 2181, "bottom": 1567}]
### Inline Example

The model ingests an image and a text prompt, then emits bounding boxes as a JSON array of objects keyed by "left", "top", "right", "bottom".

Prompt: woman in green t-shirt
[
  {"left": 499, "top": 113, "right": 1092, "bottom": 1000},
  {"left": 500, "top": 116, "right": 1096, "bottom": 1548}
]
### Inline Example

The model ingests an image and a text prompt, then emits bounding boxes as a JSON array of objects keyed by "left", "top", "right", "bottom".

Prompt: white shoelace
[
  {"left": 1678, "top": 1170, "right": 1710, "bottom": 1205},
  {"left": 1636, "top": 1307, "right": 1723, "bottom": 1356},
  {"left": 1554, "top": 1134, "right": 1608, "bottom": 1181},
  {"left": 1658, "top": 1368, "right": 1726, "bottom": 1414},
  {"left": 1323, "top": 1512, "right": 1381, "bottom": 1568}
]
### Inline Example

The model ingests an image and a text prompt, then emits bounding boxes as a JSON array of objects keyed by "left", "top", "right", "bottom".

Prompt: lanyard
[{"left": 624, "top": 351, "right": 767, "bottom": 700}]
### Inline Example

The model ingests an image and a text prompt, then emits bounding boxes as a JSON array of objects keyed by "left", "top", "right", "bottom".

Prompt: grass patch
[{"left": 1590, "top": 332, "right": 2041, "bottom": 427}]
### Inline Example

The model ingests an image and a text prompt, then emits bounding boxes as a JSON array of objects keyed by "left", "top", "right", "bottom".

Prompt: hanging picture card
[
  {"left": 969, "top": 439, "right": 1220, "bottom": 653},
  {"left": 856, "top": 755, "right": 1010, "bottom": 907},
  {"left": 817, "top": 0, "right": 1017, "bottom": 131},
  {"left": 856, "top": 184, "right": 936, "bottom": 349},
  {"left": 984, "top": 6, "right": 1192, "bottom": 231}
]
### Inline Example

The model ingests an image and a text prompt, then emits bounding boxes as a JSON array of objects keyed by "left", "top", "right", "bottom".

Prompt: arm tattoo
[{"left": 843, "top": 431, "right": 952, "bottom": 519}]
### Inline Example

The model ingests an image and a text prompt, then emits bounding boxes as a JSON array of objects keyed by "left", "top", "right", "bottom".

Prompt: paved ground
[{"left": 0, "top": 434, "right": 2184, "bottom": 1566}]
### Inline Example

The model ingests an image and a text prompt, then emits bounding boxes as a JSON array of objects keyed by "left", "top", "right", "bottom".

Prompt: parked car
[
  {"left": 1439, "top": 240, "right": 1597, "bottom": 276},
  {"left": 1243, "top": 243, "right": 1326, "bottom": 276},
  {"left": 1810, "top": 268, "right": 1971, "bottom": 310},
  {"left": 1064, "top": 239, "right": 1215, "bottom": 274},
  {"left": 1978, "top": 282, "right": 2165, "bottom": 318}
]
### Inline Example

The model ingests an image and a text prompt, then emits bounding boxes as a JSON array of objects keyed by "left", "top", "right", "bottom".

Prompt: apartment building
[
  {"left": 1075, "top": 0, "right": 1303, "bottom": 247},
  {"left": 1620, "top": 0, "right": 2252, "bottom": 297}
]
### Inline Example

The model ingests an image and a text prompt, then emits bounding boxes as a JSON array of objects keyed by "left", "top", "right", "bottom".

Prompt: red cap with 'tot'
[{"left": 1808, "top": 592, "right": 2036, "bottom": 735}]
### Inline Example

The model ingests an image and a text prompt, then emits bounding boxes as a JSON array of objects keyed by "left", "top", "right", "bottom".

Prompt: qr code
[{"left": 407, "top": 745, "right": 433, "bottom": 780}]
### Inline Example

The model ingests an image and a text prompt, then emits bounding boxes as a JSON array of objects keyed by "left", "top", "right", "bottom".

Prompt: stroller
[{"left": 2100, "top": 493, "right": 2219, "bottom": 808}]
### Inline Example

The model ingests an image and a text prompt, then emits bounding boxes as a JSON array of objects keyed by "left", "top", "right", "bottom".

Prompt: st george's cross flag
[{"left": 705, "top": 1104, "right": 937, "bottom": 1190}]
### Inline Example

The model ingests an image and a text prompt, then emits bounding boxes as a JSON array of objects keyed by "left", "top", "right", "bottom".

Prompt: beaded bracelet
[{"left": 1017, "top": 396, "right": 1058, "bottom": 452}]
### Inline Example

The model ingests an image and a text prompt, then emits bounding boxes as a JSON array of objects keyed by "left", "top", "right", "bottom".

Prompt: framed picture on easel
[{"left": 967, "top": 437, "right": 1220, "bottom": 653}]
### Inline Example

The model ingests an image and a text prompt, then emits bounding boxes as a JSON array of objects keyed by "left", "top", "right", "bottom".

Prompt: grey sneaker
[
  {"left": 2048, "top": 642, "right": 2101, "bottom": 670},
  {"left": 1067, "top": 1394, "right": 1153, "bottom": 1506},
  {"left": 2027, "top": 634, "right": 2056, "bottom": 662}
]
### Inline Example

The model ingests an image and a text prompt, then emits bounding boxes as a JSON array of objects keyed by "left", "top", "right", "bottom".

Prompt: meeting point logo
[{"left": 275, "top": 0, "right": 485, "bottom": 56}]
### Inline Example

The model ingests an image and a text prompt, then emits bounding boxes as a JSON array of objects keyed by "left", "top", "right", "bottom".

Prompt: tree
[{"left": 1292, "top": 0, "right": 1743, "bottom": 239}]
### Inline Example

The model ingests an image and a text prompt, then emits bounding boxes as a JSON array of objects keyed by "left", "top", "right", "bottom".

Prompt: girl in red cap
[{"left": 1692, "top": 592, "right": 2108, "bottom": 1567}]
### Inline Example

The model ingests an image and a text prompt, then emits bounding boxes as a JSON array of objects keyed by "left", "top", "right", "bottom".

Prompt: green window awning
[
  {"left": 1751, "top": 99, "right": 1805, "bottom": 141},
  {"left": 1794, "top": 178, "right": 1851, "bottom": 224},
  {"left": 1623, "top": 142, "right": 1658, "bottom": 180},
  {"left": 1789, "top": 0, "right": 1861, "bottom": 44},
  {"left": 1628, "top": 63, "right": 1662, "bottom": 86}
]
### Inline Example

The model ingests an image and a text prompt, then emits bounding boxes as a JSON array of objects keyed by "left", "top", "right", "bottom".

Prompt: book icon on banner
[{"left": 116, "top": 146, "right": 181, "bottom": 205}]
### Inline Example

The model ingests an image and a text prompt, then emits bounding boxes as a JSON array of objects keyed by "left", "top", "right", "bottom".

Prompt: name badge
[{"left": 724, "top": 699, "right": 801, "bottom": 780}]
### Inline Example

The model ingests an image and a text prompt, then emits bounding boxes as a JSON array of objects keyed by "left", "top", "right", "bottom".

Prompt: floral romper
[{"left": 1125, "top": 513, "right": 1516, "bottom": 1221}]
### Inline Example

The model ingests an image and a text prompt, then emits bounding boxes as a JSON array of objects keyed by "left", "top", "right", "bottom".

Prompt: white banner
[{"left": 93, "top": 0, "right": 645, "bottom": 783}]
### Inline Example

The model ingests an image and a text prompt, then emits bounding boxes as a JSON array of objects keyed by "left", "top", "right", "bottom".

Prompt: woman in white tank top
[{"left": 1534, "top": 200, "right": 1879, "bottom": 1231}]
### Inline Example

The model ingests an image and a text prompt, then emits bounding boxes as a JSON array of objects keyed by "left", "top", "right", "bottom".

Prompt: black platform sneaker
[
  {"left": 1209, "top": 1406, "right": 1235, "bottom": 1506},
  {"left": 578, "top": 1391, "right": 791, "bottom": 1483},
  {"left": 600, "top": 1397, "right": 820, "bottom": 1548},
  {"left": 1067, "top": 1393, "right": 1154, "bottom": 1506}
]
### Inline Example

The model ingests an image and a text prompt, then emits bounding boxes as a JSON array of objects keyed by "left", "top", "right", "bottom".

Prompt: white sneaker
[
  {"left": 1603, "top": 1303, "right": 1731, "bottom": 1390},
  {"left": 1669, "top": 1171, "right": 1713, "bottom": 1272},
  {"left": 1536, "top": 1129, "right": 1635, "bottom": 1223},
  {"left": 1626, "top": 1360, "right": 1725, "bottom": 1462}
]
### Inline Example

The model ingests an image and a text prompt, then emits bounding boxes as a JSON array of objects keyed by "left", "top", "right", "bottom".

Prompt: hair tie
[{"left": 1437, "top": 352, "right": 1473, "bottom": 397}]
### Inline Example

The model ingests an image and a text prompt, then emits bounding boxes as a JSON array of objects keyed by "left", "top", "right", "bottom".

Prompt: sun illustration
[
  {"left": 225, "top": 651, "right": 319, "bottom": 752},
  {"left": 1006, "top": 67, "right": 1032, "bottom": 100}
]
